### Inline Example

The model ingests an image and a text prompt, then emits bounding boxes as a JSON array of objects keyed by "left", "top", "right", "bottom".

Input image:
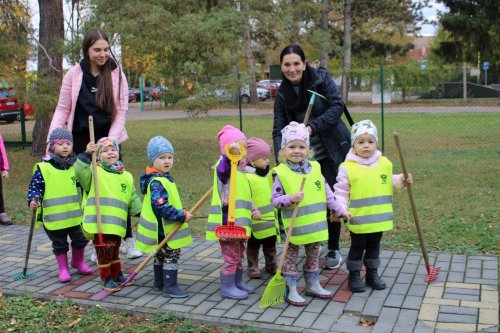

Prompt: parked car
[
  {"left": 257, "top": 80, "right": 281, "bottom": 97},
  {"left": 214, "top": 86, "right": 270, "bottom": 103},
  {"left": 0, "top": 92, "right": 33, "bottom": 123}
]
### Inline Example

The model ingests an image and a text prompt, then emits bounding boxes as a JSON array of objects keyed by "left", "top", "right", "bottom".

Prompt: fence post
[
  {"left": 140, "top": 77, "right": 145, "bottom": 112},
  {"left": 20, "top": 102, "right": 27, "bottom": 146},
  {"left": 380, "top": 65, "right": 385, "bottom": 154},
  {"left": 462, "top": 62, "right": 467, "bottom": 102},
  {"left": 238, "top": 73, "right": 243, "bottom": 131}
]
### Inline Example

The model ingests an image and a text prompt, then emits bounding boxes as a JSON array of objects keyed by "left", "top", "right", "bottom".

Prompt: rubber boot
[
  {"left": 111, "top": 260, "right": 134, "bottom": 286},
  {"left": 55, "top": 253, "right": 71, "bottom": 283},
  {"left": 163, "top": 269, "right": 188, "bottom": 298},
  {"left": 153, "top": 264, "right": 164, "bottom": 291},
  {"left": 346, "top": 260, "right": 365, "bottom": 292},
  {"left": 304, "top": 271, "right": 332, "bottom": 299},
  {"left": 220, "top": 273, "right": 248, "bottom": 300},
  {"left": 283, "top": 274, "right": 307, "bottom": 307},
  {"left": 364, "top": 258, "right": 386, "bottom": 290},
  {"left": 246, "top": 248, "right": 262, "bottom": 278},
  {"left": 263, "top": 245, "right": 277, "bottom": 274},
  {"left": 235, "top": 268, "right": 255, "bottom": 294},
  {"left": 70, "top": 247, "right": 92, "bottom": 275},
  {"left": 98, "top": 264, "right": 119, "bottom": 291}
]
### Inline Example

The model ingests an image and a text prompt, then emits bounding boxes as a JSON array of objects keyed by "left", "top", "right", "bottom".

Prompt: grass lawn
[{"left": 3, "top": 111, "right": 498, "bottom": 255}]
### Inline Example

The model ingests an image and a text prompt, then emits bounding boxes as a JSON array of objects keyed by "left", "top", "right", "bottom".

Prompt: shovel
[
  {"left": 394, "top": 132, "right": 440, "bottom": 283},
  {"left": 93, "top": 186, "right": 213, "bottom": 300},
  {"left": 13, "top": 196, "right": 39, "bottom": 280},
  {"left": 215, "top": 144, "right": 249, "bottom": 239}
]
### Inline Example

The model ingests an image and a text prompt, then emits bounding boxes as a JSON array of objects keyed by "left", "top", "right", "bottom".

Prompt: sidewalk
[{"left": 1, "top": 224, "right": 498, "bottom": 333}]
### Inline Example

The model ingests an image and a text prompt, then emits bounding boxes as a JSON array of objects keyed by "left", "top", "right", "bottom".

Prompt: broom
[
  {"left": 259, "top": 177, "right": 306, "bottom": 308},
  {"left": 93, "top": 186, "right": 213, "bottom": 300},
  {"left": 12, "top": 196, "right": 39, "bottom": 280},
  {"left": 215, "top": 144, "right": 248, "bottom": 239},
  {"left": 394, "top": 132, "right": 440, "bottom": 283}
]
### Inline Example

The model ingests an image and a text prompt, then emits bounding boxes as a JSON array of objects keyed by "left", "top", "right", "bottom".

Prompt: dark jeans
[
  {"left": 347, "top": 231, "right": 383, "bottom": 261},
  {"left": 44, "top": 225, "right": 89, "bottom": 255},
  {"left": 247, "top": 233, "right": 277, "bottom": 250},
  {"left": 317, "top": 157, "right": 342, "bottom": 251}
]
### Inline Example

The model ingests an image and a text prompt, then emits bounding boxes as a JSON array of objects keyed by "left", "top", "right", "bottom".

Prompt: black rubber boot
[
  {"left": 153, "top": 264, "right": 164, "bottom": 291},
  {"left": 364, "top": 258, "right": 386, "bottom": 290},
  {"left": 346, "top": 260, "right": 365, "bottom": 292},
  {"left": 163, "top": 269, "right": 188, "bottom": 298}
]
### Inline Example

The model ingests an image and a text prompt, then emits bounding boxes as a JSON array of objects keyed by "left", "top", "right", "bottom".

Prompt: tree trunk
[
  {"left": 341, "top": 0, "right": 352, "bottom": 103},
  {"left": 243, "top": 15, "right": 257, "bottom": 103},
  {"left": 230, "top": 46, "right": 239, "bottom": 105},
  {"left": 32, "top": 0, "right": 64, "bottom": 156},
  {"left": 320, "top": 0, "right": 330, "bottom": 68}
]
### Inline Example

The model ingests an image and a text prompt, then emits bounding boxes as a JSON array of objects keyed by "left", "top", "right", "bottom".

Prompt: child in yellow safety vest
[
  {"left": 28, "top": 128, "right": 92, "bottom": 283},
  {"left": 206, "top": 125, "right": 254, "bottom": 300},
  {"left": 331, "top": 120, "right": 413, "bottom": 293},
  {"left": 75, "top": 137, "right": 142, "bottom": 292},
  {"left": 242, "top": 137, "right": 277, "bottom": 279},
  {"left": 136, "top": 136, "right": 193, "bottom": 298},
  {"left": 271, "top": 121, "right": 336, "bottom": 307}
]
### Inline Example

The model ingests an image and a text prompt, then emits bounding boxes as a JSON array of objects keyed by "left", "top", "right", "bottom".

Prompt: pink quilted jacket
[
  {"left": 48, "top": 63, "right": 129, "bottom": 144},
  {"left": 0, "top": 135, "right": 9, "bottom": 172}
]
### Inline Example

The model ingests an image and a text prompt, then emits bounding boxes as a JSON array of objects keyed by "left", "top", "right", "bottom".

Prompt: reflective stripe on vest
[
  {"left": 83, "top": 167, "right": 133, "bottom": 238},
  {"left": 245, "top": 172, "right": 277, "bottom": 239},
  {"left": 136, "top": 177, "right": 192, "bottom": 252},
  {"left": 36, "top": 163, "right": 83, "bottom": 230},
  {"left": 273, "top": 161, "right": 328, "bottom": 245},
  {"left": 206, "top": 161, "right": 252, "bottom": 241},
  {"left": 345, "top": 156, "right": 394, "bottom": 234}
]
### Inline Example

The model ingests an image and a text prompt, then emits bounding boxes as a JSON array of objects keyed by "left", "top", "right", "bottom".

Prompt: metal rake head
[{"left": 425, "top": 266, "right": 440, "bottom": 283}]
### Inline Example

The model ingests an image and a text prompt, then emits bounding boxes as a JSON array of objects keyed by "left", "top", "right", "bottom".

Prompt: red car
[
  {"left": 0, "top": 92, "right": 34, "bottom": 123},
  {"left": 257, "top": 80, "right": 281, "bottom": 98}
]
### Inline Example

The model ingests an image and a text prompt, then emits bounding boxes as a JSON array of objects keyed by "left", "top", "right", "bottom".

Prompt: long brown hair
[{"left": 82, "top": 28, "right": 122, "bottom": 120}]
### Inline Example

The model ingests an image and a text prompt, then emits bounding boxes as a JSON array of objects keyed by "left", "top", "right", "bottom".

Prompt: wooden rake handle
[
  {"left": 393, "top": 132, "right": 430, "bottom": 266},
  {"left": 276, "top": 177, "right": 306, "bottom": 274},
  {"left": 23, "top": 195, "right": 39, "bottom": 275},
  {"left": 133, "top": 186, "right": 213, "bottom": 273},
  {"left": 88, "top": 116, "right": 104, "bottom": 239}
]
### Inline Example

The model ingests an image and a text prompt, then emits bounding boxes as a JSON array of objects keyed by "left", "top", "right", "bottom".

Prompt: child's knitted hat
[
  {"left": 351, "top": 119, "right": 378, "bottom": 146},
  {"left": 281, "top": 121, "right": 309, "bottom": 149},
  {"left": 246, "top": 137, "right": 271, "bottom": 162},
  {"left": 48, "top": 128, "right": 73, "bottom": 151},
  {"left": 147, "top": 135, "right": 174, "bottom": 165},
  {"left": 96, "top": 137, "right": 119, "bottom": 159},
  {"left": 217, "top": 125, "right": 246, "bottom": 153}
]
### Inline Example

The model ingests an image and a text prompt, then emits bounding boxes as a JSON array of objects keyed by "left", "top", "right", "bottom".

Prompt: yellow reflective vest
[
  {"left": 344, "top": 156, "right": 394, "bottom": 234},
  {"left": 35, "top": 162, "right": 83, "bottom": 230},
  {"left": 136, "top": 176, "right": 192, "bottom": 252},
  {"left": 273, "top": 161, "right": 328, "bottom": 245},
  {"left": 82, "top": 167, "right": 133, "bottom": 238},
  {"left": 244, "top": 172, "right": 277, "bottom": 239},
  {"left": 206, "top": 161, "right": 252, "bottom": 240}
]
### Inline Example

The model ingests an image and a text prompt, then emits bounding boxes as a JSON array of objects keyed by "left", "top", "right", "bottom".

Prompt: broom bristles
[{"left": 259, "top": 274, "right": 286, "bottom": 309}]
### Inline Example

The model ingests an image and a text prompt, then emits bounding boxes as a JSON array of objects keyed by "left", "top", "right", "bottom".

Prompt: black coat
[{"left": 272, "top": 66, "right": 351, "bottom": 170}]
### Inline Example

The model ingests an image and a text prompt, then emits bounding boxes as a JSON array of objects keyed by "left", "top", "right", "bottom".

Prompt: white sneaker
[{"left": 122, "top": 237, "right": 142, "bottom": 259}]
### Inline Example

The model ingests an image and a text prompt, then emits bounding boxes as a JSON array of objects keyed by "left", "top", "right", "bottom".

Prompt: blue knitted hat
[{"left": 148, "top": 136, "right": 174, "bottom": 165}]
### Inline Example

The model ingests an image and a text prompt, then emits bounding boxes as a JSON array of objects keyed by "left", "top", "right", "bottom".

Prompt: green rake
[
  {"left": 13, "top": 196, "right": 39, "bottom": 280},
  {"left": 259, "top": 177, "right": 305, "bottom": 308}
]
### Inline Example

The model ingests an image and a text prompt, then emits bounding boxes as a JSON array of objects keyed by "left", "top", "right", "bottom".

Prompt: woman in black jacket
[{"left": 272, "top": 44, "right": 351, "bottom": 269}]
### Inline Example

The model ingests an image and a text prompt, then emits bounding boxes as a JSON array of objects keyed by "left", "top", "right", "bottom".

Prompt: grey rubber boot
[
  {"left": 163, "top": 269, "right": 188, "bottom": 298},
  {"left": 220, "top": 273, "right": 248, "bottom": 300},
  {"left": 283, "top": 274, "right": 307, "bottom": 306},
  {"left": 346, "top": 260, "right": 366, "bottom": 292},
  {"left": 364, "top": 258, "right": 386, "bottom": 290},
  {"left": 153, "top": 264, "right": 164, "bottom": 291},
  {"left": 235, "top": 268, "right": 255, "bottom": 293},
  {"left": 304, "top": 271, "right": 332, "bottom": 299}
]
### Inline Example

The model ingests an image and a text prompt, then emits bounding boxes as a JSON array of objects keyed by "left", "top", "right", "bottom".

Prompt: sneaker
[
  {"left": 90, "top": 250, "right": 98, "bottom": 264},
  {"left": 122, "top": 237, "right": 142, "bottom": 259},
  {"left": 0, "top": 212, "right": 12, "bottom": 225},
  {"left": 324, "top": 250, "right": 342, "bottom": 270}
]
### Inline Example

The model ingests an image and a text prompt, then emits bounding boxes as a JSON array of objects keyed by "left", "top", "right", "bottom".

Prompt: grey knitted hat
[{"left": 48, "top": 128, "right": 73, "bottom": 150}]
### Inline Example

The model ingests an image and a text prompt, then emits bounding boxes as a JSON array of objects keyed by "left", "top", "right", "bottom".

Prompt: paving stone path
[{"left": 0, "top": 225, "right": 498, "bottom": 332}]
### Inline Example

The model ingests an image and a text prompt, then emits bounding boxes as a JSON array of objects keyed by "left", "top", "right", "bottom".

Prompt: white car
[{"left": 214, "top": 86, "right": 270, "bottom": 103}]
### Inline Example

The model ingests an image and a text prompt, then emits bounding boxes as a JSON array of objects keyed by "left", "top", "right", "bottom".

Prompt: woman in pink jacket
[
  {"left": 0, "top": 134, "right": 11, "bottom": 225},
  {"left": 48, "top": 28, "right": 142, "bottom": 260}
]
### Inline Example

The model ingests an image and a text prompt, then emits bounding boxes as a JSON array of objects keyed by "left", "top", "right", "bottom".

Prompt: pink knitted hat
[
  {"left": 281, "top": 121, "right": 309, "bottom": 149},
  {"left": 217, "top": 125, "right": 246, "bottom": 153},
  {"left": 246, "top": 137, "right": 271, "bottom": 162}
]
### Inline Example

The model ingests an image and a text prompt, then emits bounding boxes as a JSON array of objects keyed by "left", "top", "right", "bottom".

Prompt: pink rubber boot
[
  {"left": 70, "top": 247, "right": 92, "bottom": 275},
  {"left": 55, "top": 253, "right": 71, "bottom": 283}
]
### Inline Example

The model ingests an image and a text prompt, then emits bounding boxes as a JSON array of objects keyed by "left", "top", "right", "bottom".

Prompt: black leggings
[
  {"left": 347, "top": 231, "right": 383, "bottom": 261},
  {"left": 247, "top": 233, "right": 277, "bottom": 250}
]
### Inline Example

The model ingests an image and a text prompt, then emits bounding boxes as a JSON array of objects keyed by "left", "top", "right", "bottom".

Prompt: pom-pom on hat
[
  {"left": 351, "top": 119, "right": 378, "bottom": 146},
  {"left": 246, "top": 137, "right": 271, "bottom": 162},
  {"left": 217, "top": 125, "right": 246, "bottom": 153},
  {"left": 147, "top": 135, "right": 174, "bottom": 165},
  {"left": 48, "top": 128, "right": 73, "bottom": 151},
  {"left": 96, "top": 137, "right": 119, "bottom": 159},
  {"left": 281, "top": 121, "right": 309, "bottom": 149}
]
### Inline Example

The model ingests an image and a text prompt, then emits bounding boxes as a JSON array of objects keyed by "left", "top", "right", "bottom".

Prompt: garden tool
[
  {"left": 259, "top": 177, "right": 306, "bottom": 308},
  {"left": 94, "top": 186, "right": 213, "bottom": 300},
  {"left": 303, "top": 90, "right": 326, "bottom": 126},
  {"left": 88, "top": 116, "right": 112, "bottom": 249},
  {"left": 215, "top": 144, "right": 248, "bottom": 239},
  {"left": 394, "top": 132, "right": 440, "bottom": 283},
  {"left": 12, "top": 196, "right": 39, "bottom": 281}
]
